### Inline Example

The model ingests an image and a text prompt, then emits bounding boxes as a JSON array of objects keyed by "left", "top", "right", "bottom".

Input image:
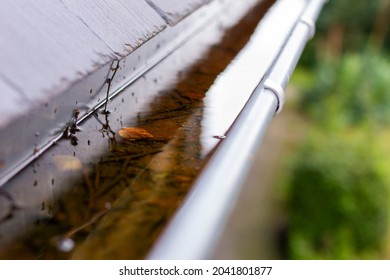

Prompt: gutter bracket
[
  {"left": 264, "top": 78, "right": 285, "bottom": 114},
  {"left": 300, "top": 16, "right": 316, "bottom": 39}
]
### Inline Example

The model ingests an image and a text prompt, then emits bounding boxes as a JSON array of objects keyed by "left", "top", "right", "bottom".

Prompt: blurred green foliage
[
  {"left": 300, "top": 51, "right": 390, "bottom": 128},
  {"left": 316, "top": 0, "right": 380, "bottom": 51},
  {"left": 286, "top": 131, "right": 390, "bottom": 259},
  {"left": 300, "top": 0, "right": 389, "bottom": 67},
  {"left": 284, "top": 0, "right": 390, "bottom": 259}
]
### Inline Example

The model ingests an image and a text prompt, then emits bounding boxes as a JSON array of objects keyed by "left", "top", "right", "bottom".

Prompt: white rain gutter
[{"left": 148, "top": 0, "right": 327, "bottom": 260}]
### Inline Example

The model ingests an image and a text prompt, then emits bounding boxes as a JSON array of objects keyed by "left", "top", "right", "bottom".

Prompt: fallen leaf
[{"left": 118, "top": 127, "right": 153, "bottom": 140}]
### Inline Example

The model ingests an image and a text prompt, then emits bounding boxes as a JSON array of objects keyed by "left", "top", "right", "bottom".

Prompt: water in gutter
[{"left": 0, "top": 0, "right": 310, "bottom": 259}]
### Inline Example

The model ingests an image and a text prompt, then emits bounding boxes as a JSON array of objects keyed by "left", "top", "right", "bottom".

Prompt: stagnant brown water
[{"left": 0, "top": 0, "right": 274, "bottom": 259}]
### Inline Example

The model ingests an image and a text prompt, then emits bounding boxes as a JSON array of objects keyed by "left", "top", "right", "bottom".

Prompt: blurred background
[
  {"left": 214, "top": 0, "right": 390, "bottom": 259},
  {"left": 283, "top": 0, "right": 390, "bottom": 259}
]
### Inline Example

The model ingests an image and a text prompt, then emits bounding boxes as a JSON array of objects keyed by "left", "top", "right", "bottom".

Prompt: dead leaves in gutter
[{"left": 118, "top": 127, "right": 154, "bottom": 141}]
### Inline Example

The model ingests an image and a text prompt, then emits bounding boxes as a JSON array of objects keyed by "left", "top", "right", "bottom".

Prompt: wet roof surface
[
  {"left": 0, "top": 0, "right": 212, "bottom": 113},
  {"left": 0, "top": 0, "right": 215, "bottom": 184}
]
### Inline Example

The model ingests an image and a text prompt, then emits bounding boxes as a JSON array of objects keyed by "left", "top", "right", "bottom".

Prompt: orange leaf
[{"left": 118, "top": 127, "right": 153, "bottom": 140}]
